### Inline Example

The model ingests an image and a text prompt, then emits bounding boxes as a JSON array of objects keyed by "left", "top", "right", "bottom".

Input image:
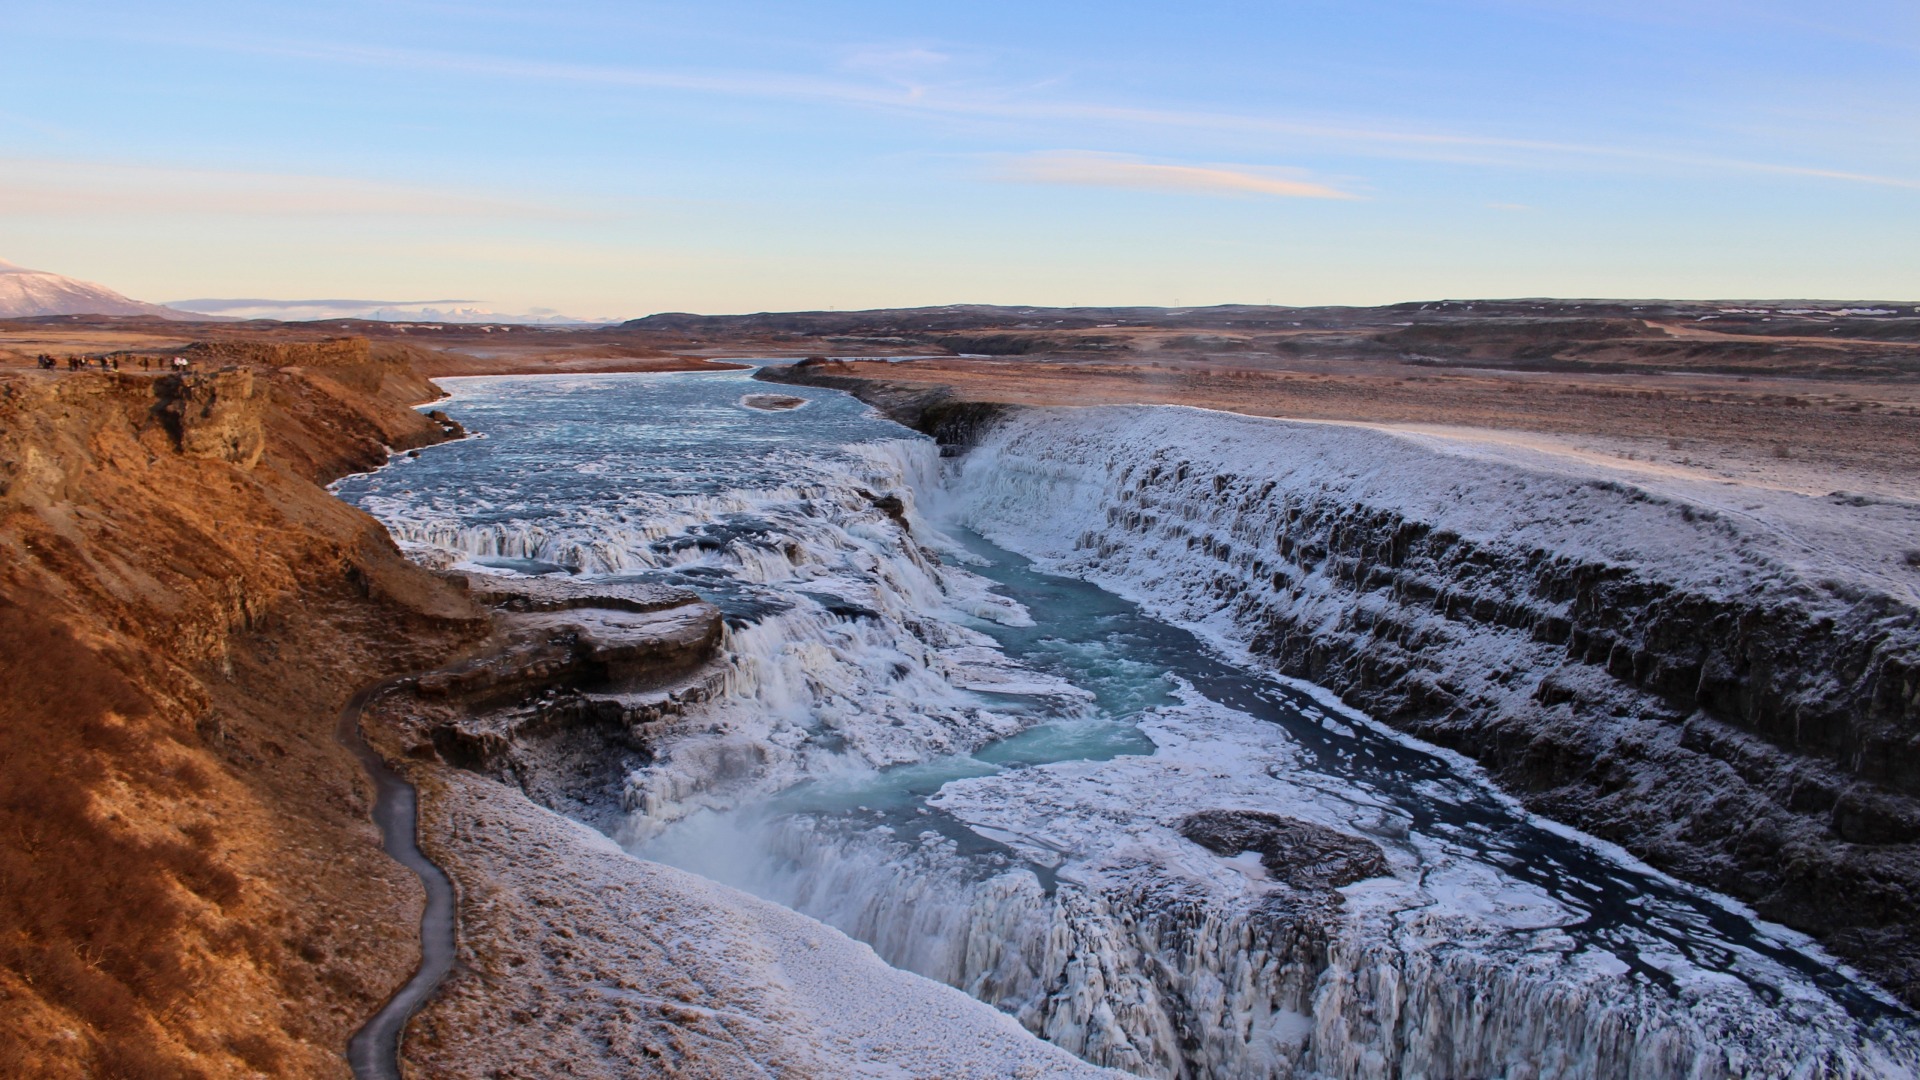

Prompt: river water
[{"left": 335, "top": 368, "right": 1918, "bottom": 1078}]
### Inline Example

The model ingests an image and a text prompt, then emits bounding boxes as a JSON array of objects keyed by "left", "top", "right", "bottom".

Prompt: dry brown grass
[
  {"left": 0, "top": 593, "right": 210, "bottom": 1077},
  {"left": 0, "top": 346, "right": 484, "bottom": 1077},
  {"left": 800, "top": 356, "right": 1920, "bottom": 499}
]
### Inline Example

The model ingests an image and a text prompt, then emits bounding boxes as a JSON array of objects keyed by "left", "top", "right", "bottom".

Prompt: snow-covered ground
[
  {"left": 405, "top": 769, "right": 1124, "bottom": 1079},
  {"left": 951, "top": 404, "right": 1920, "bottom": 615},
  {"left": 1312, "top": 417, "right": 1920, "bottom": 507},
  {"left": 0, "top": 257, "right": 188, "bottom": 319}
]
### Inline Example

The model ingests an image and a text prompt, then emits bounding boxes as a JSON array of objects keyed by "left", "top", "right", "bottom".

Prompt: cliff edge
[{"left": 0, "top": 341, "right": 485, "bottom": 1077}]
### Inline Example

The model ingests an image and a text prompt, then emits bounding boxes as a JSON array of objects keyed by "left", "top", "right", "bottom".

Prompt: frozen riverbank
[
  {"left": 950, "top": 404, "right": 1920, "bottom": 1013},
  {"left": 399, "top": 769, "right": 1124, "bottom": 1079},
  {"left": 342, "top": 371, "right": 1920, "bottom": 1077}
]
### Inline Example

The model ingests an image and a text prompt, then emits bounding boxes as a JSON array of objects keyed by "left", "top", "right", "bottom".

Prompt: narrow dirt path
[{"left": 336, "top": 682, "right": 458, "bottom": 1080}]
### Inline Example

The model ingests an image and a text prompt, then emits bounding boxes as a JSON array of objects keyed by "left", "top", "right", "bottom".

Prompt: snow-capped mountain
[{"left": 0, "top": 259, "right": 194, "bottom": 320}]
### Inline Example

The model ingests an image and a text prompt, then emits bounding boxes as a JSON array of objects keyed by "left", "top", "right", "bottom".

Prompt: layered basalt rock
[
  {"left": 756, "top": 360, "right": 1008, "bottom": 449},
  {"left": 949, "top": 404, "right": 1920, "bottom": 1008},
  {"left": 380, "top": 574, "right": 726, "bottom": 826},
  {"left": 1223, "top": 498, "right": 1920, "bottom": 1002}
]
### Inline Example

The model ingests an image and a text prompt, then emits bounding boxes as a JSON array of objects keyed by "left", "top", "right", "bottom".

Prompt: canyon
[
  {"left": 3, "top": 304, "right": 1917, "bottom": 1077},
  {"left": 762, "top": 358, "right": 1920, "bottom": 1014},
  {"left": 338, "top": 365, "right": 1918, "bottom": 1076}
]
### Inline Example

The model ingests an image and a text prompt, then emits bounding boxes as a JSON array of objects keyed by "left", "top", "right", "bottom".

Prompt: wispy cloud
[
  {"left": 1000, "top": 152, "right": 1360, "bottom": 200},
  {"left": 133, "top": 33, "right": 1920, "bottom": 193},
  {"left": 0, "top": 157, "right": 587, "bottom": 219},
  {"left": 839, "top": 45, "right": 953, "bottom": 88}
]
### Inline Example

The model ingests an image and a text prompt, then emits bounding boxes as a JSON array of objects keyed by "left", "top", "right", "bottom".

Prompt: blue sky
[{"left": 3, "top": 1, "right": 1916, "bottom": 315}]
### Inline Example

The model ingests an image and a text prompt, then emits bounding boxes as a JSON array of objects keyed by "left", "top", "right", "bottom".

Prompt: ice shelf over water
[{"left": 339, "top": 371, "right": 1920, "bottom": 1079}]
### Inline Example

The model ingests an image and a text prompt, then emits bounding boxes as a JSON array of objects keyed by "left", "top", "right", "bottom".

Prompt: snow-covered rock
[
  {"left": 405, "top": 769, "right": 1125, "bottom": 1079},
  {"left": 950, "top": 404, "right": 1920, "bottom": 1012},
  {"left": 350, "top": 374, "right": 1920, "bottom": 1077}
]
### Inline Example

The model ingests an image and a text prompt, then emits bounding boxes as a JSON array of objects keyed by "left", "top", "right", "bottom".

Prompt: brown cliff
[{"left": 0, "top": 342, "right": 485, "bottom": 1077}]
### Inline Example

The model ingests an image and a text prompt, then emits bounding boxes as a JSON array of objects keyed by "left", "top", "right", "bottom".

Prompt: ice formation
[{"left": 343, "top": 373, "right": 1920, "bottom": 1078}]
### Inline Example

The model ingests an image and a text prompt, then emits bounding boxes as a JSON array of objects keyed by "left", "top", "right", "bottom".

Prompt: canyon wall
[
  {"left": 939, "top": 404, "right": 1920, "bottom": 1011},
  {"left": 0, "top": 343, "right": 483, "bottom": 1077}
]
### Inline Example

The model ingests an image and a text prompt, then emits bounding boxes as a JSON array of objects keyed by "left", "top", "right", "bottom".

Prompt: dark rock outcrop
[
  {"left": 1179, "top": 810, "right": 1390, "bottom": 890},
  {"left": 414, "top": 588, "right": 719, "bottom": 707},
  {"left": 756, "top": 361, "right": 1007, "bottom": 449},
  {"left": 424, "top": 408, "right": 466, "bottom": 438},
  {"left": 155, "top": 367, "right": 265, "bottom": 467},
  {"left": 455, "top": 574, "right": 694, "bottom": 616},
  {"left": 392, "top": 575, "right": 726, "bottom": 826}
]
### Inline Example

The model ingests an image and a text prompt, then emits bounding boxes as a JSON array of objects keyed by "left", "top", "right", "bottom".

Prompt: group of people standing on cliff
[{"left": 34, "top": 353, "right": 193, "bottom": 373}]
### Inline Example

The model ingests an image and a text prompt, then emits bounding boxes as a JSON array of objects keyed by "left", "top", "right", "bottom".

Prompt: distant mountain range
[
  {"left": 165, "top": 297, "right": 614, "bottom": 325},
  {"left": 0, "top": 259, "right": 197, "bottom": 320},
  {"left": 0, "top": 258, "right": 614, "bottom": 325}
]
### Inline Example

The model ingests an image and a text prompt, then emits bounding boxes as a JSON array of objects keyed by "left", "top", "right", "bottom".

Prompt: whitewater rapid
[{"left": 336, "top": 369, "right": 1920, "bottom": 1079}]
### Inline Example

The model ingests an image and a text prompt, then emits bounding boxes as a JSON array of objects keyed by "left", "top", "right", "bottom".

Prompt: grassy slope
[{"left": 0, "top": 341, "right": 484, "bottom": 1078}]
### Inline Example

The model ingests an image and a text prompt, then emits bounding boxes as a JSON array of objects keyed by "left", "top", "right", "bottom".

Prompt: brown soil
[
  {"left": 0, "top": 323, "right": 744, "bottom": 381},
  {"left": 0, "top": 339, "right": 486, "bottom": 1077},
  {"left": 778, "top": 356, "right": 1920, "bottom": 499}
]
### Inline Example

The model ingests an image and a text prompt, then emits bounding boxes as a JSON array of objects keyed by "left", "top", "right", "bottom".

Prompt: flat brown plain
[{"left": 784, "top": 347, "right": 1920, "bottom": 500}]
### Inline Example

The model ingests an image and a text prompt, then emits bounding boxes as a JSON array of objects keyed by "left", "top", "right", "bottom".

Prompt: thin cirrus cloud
[
  {"left": 158, "top": 34, "right": 1920, "bottom": 192},
  {"left": 999, "top": 152, "right": 1361, "bottom": 201},
  {"left": 0, "top": 157, "right": 586, "bottom": 220}
]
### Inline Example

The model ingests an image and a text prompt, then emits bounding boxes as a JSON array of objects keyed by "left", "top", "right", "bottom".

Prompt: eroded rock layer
[
  {"left": 949, "top": 404, "right": 1920, "bottom": 1008},
  {"left": 376, "top": 574, "right": 726, "bottom": 828}
]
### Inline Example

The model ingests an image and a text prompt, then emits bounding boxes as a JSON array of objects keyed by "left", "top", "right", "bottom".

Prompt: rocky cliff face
[
  {"left": 157, "top": 368, "right": 266, "bottom": 467},
  {"left": 946, "top": 404, "right": 1920, "bottom": 1010},
  {"left": 755, "top": 360, "right": 1006, "bottom": 449},
  {"left": 369, "top": 575, "right": 726, "bottom": 830},
  {"left": 0, "top": 344, "right": 484, "bottom": 1077}
]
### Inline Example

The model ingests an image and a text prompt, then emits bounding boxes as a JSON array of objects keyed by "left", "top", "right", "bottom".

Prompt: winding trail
[{"left": 336, "top": 681, "right": 458, "bottom": 1080}]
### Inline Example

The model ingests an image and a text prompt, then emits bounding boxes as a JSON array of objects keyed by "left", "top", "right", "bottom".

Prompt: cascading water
[{"left": 337, "top": 369, "right": 1920, "bottom": 1079}]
